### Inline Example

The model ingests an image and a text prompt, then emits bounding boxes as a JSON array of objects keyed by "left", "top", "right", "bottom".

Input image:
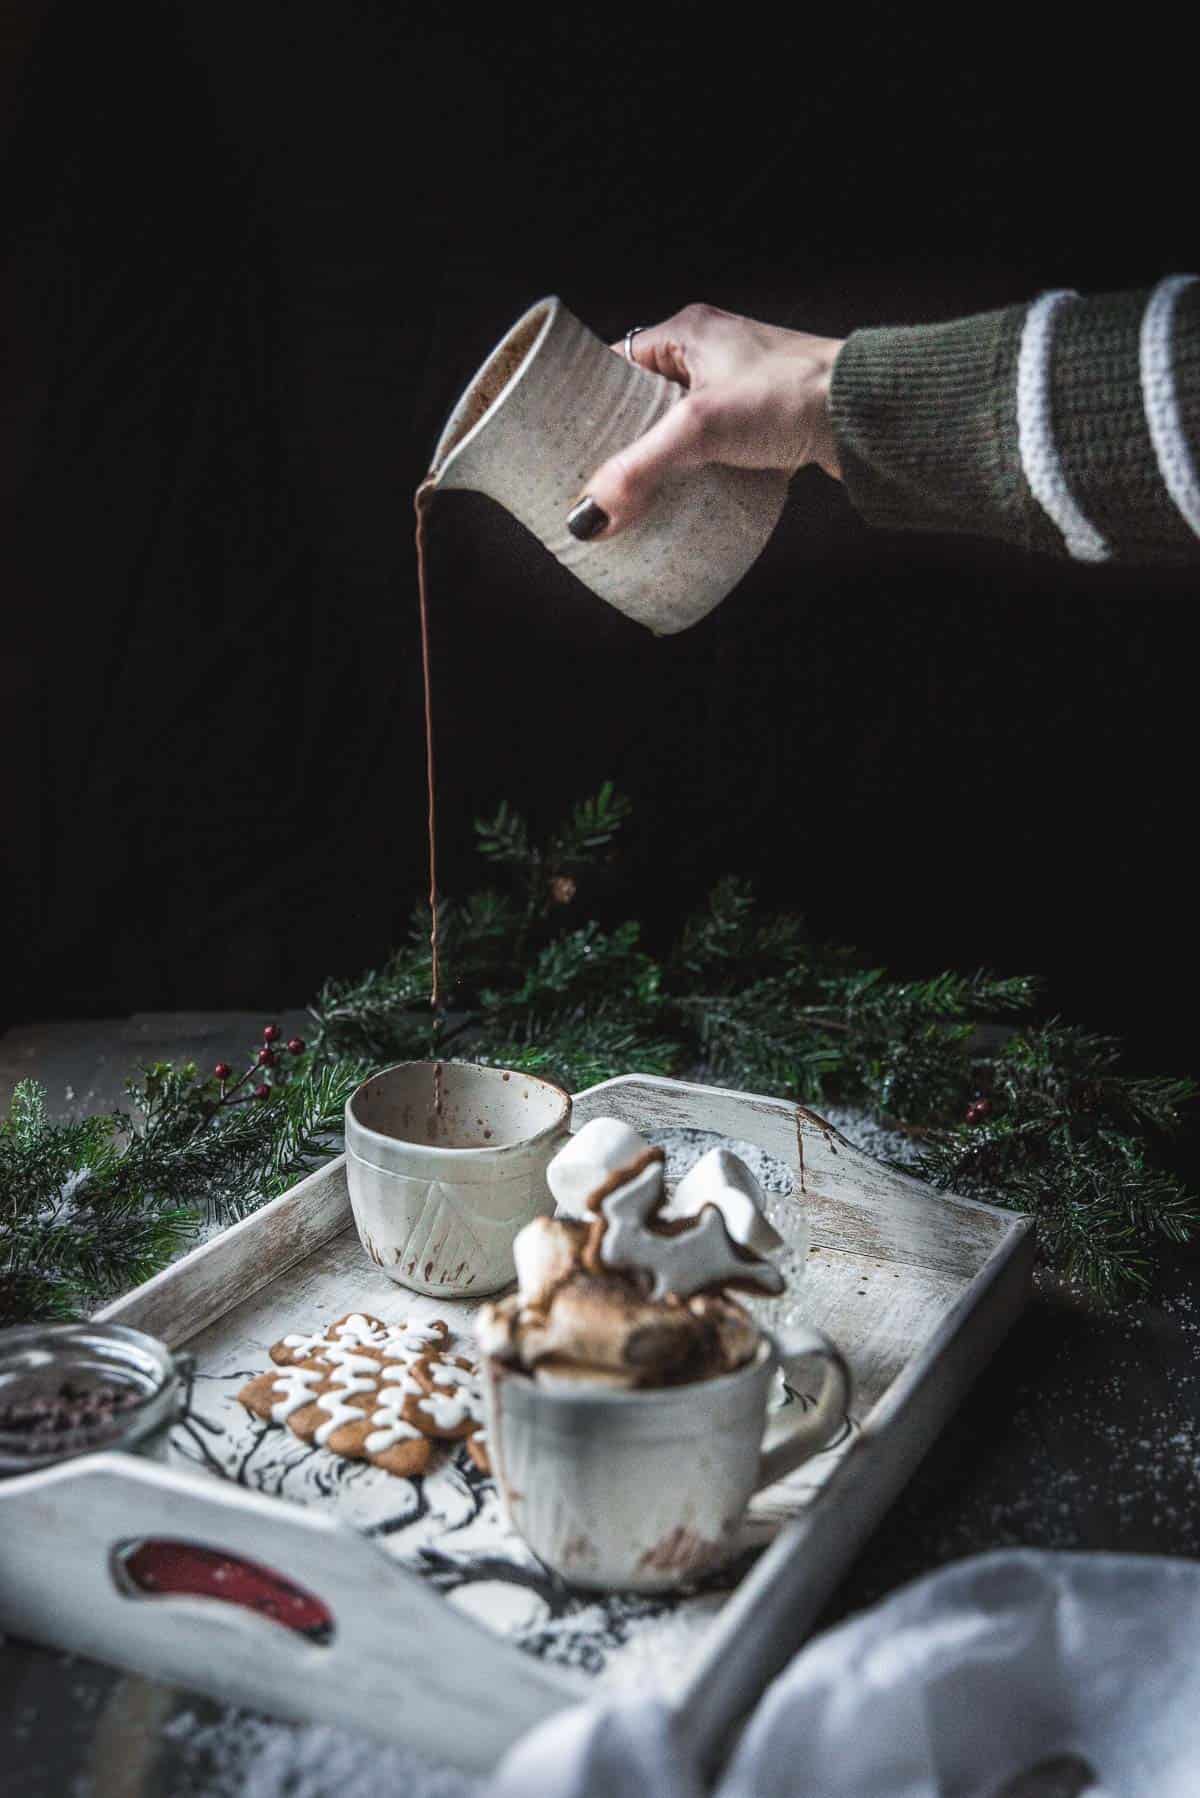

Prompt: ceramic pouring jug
[{"left": 427, "top": 296, "right": 790, "bottom": 636}]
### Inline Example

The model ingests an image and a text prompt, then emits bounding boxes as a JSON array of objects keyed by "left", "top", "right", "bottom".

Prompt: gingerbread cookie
[
  {"left": 237, "top": 1312, "right": 491, "bottom": 1481},
  {"left": 464, "top": 1429, "right": 491, "bottom": 1475},
  {"left": 405, "top": 1353, "right": 485, "bottom": 1441},
  {"left": 585, "top": 1152, "right": 785, "bottom": 1301},
  {"left": 269, "top": 1312, "right": 448, "bottom": 1368}
]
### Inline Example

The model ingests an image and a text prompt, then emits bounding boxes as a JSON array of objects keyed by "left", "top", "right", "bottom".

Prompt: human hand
[{"left": 566, "top": 302, "right": 844, "bottom": 541}]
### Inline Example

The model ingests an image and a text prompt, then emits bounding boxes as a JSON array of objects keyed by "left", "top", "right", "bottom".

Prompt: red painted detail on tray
[{"left": 116, "top": 1539, "right": 334, "bottom": 1641}]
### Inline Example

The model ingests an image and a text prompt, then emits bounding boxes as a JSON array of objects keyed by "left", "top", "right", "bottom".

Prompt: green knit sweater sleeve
[{"left": 828, "top": 279, "right": 1200, "bottom": 564}]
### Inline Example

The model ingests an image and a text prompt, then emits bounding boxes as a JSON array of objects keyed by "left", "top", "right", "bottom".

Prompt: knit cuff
[
  {"left": 1052, "top": 284, "right": 1200, "bottom": 561},
  {"left": 830, "top": 286, "right": 1200, "bottom": 564},
  {"left": 829, "top": 304, "right": 1061, "bottom": 557}
]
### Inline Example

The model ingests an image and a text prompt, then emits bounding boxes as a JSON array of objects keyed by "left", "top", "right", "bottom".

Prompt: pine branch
[
  {"left": 546, "top": 781, "right": 633, "bottom": 866},
  {"left": 4, "top": 790, "right": 1195, "bottom": 1319},
  {"left": 473, "top": 1001, "right": 683, "bottom": 1092}
]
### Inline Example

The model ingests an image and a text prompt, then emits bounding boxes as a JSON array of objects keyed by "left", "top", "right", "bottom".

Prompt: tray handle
[
  {"left": 571, "top": 1073, "right": 825, "bottom": 1183},
  {"left": 0, "top": 1451, "right": 575, "bottom": 1772}
]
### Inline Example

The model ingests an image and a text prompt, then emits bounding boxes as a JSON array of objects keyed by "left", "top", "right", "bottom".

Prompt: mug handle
[{"left": 754, "top": 1324, "right": 853, "bottom": 1492}]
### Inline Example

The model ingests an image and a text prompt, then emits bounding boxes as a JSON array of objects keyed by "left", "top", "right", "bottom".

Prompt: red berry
[
  {"left": 257, "top": 1047, "right": 275, "bottom": 1066},
  {"left": 254, "top": 1083, "right": 271, "bottom": 1101},
  {"left": 213, "top": 1063, "right": 232, "bottom": 1081},
  {"left": 965, "top": 1098, "right": 993, "bottom": 1125},
  {"left": 287, "top": 1037, "right": 306, "bottom": 1055},
  {"left": 263, "top": 1024, "right": 281, "bottom": 1043}
]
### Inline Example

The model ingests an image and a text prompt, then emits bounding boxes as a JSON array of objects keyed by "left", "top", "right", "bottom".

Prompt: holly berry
[
  {"left": 287, "top": 1037, "right": 306, "bottom": 1055},
  {"left": 262, "top": 1024, "right": 281, "bottom": 1043},
  {"left": 257, "top": 1047, "right": 275, "bottom": 1067},
  {"left": 965, "top": 1098, "right": 993, "bottom": 1125},
  {"left": 254, "top": 1083, "right": 272, "bottom": 1102},
  {"left": 213, "top": 1062, "right": 232, "bottom": 1082}
]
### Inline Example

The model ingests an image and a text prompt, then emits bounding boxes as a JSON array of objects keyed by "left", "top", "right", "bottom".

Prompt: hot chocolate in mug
[
  {"left": 482, "top": 1320, "right": 851, "bottom": 1591},
  {"left": 425, "top": 295, "right": 790, "bottom": 636}
]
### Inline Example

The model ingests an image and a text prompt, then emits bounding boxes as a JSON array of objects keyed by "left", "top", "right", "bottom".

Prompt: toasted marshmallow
[
  {"left": 532, "top": 1358, "right": 639, "bottom": 1391},
  {"left": 512, "top": 1215, "right": 586, "bottom": 1311},
  {"left": 521, "top": 1274, "right": 702, "bottom": 1375},
  {"left": 546, "top": 1116, "right": 651, "bottom": 1217},
  {"left": 475, "top": 1292, "right": 522, "bottom": 1359},
  {"left": 688, "top": 1293, "right": 762, "bottom": 1372},
  {"left": 665, "top": 1148, "right": 784, "bottom": 1256}
]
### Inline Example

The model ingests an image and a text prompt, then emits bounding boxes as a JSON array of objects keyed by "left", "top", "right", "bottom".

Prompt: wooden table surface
[{"left": 3, "top": 1014, "right": 1199, "bottom": 1797}]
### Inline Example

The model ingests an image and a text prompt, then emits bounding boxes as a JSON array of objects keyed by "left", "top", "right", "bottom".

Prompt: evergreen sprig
[
  {"left": 0, "top": 1050, "right": 366, "bottom": 1327},
  {"left": 309, "top": 790, "right": 1197, "bottom": 1302},
  {"left": 3, "top": 787, "right": 1195, "bottom": 1320}
]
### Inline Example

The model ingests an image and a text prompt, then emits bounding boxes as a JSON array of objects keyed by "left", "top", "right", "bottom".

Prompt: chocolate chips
[{"left": 0, "top": 1378, "right": 144, "bottom": 1439}]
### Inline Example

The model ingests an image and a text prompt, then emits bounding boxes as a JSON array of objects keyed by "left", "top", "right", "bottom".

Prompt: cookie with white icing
[
  {"left": 464, "top": 1429, "right": 491, "bottom": 1475},
  {"left": 238, "top": 1357, "right": 330, "bottom": 1444},
  {"left": 239, "top": 1343, "right": 434, "bottom": 1476},
  {"left": 585, "top": 1149, "right": 785, "bottom": 1302},
  {"left": 269, "top": 1312, "right": 448, "bottom": 1368},
  {"left": 407, "top": 1353, "right": 485, "bottom": 1441}
]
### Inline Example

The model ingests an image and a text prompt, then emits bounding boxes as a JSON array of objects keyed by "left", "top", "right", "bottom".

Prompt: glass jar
[{"left": 0, "top": 1321, "right": 192, "bottom": 1477}]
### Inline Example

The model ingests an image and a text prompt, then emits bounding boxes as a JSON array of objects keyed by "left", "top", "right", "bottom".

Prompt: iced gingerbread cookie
[
  {"left": 583, "top": 1147, "right": 785, "bottom": 1301},
  {"left": 464, "top": 1429, "right": 491, "bottom": 1475},
  {"left": 238, "top": 1342, "right": 434, "bottom": 1477},
  {"left": 405, "top": 1352, "right": 486, "bottom": 1442},
  {"left": 268, "top": 1312, "right": 448, "bottom": 1368}
]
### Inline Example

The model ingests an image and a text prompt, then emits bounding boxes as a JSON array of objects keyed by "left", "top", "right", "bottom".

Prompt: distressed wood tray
[{"left": 0, "top": 1075, "right": 1034, "bottom": 1777}]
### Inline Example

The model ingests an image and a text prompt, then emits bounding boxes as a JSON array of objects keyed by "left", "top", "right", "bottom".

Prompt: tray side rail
[
  {"left": 572, "top": 1073, "right": 1017, "bottom": 1278},
  {"left": 95, "top": 1154, "right": 354, "bottom": 1347},
  {"left": 676, "top": 1211, "right": 1035, "bottom": 1774}
]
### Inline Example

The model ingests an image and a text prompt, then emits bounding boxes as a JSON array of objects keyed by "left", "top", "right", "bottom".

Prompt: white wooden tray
[{"left": 0, "top": 1075, "right": 1033, "bottom": 1778}]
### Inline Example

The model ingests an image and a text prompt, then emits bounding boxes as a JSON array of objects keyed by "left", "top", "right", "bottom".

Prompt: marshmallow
[
  {"left": 665, "top": 1148, "right": 785, "bottom": 1256},
  {"left": 546, "top": 1117, "right": 651, "bottom": 1216},
  {"left": 597, "top": 1157, "right": 785, "bottom": 1302},
  {"left": 478, "top": 1271, "right": 763, "bottom": 1385},
  {"left": 687, "top": 1294, "right": 762, "bottom": 1370},
  {"left": 475, "top": 1293, "right": 522, "bottom": 1359},
  {"left": 521, "top": 1274, "right": 703, "bottom": 1375},
  {"left": 533, "top": 1358, "right": 639, "bottom": 1391},
  {"left": 512, "top": 1215, "right": 586, "bottom": 1311}
]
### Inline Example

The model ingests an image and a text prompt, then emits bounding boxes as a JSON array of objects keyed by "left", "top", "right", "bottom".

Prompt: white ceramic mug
[
  {"left": 344, "top": 1062, "right": 571, "bottom": 1298},
  {"left": 427, "top": 295, "right": 790, "bottom": 636},
  {"left": 483, "top": 1323, "right": 852, "bottom": 1591}
]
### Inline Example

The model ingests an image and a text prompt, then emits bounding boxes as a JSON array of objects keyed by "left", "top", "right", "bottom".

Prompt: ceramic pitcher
[{"left": 427, "top": 296, "right": 790, "bottom": 636}]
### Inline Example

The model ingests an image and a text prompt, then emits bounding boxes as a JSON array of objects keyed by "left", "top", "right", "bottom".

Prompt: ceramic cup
[
  {"left": 427, "top": 295, "right": 790, "bottom": 636},
  {"left": 483, "top": 1322, "right": 852, "bottom": 1591},
  {"left": 344, "top": 1061, "right": 571, "bottom": 1298}
]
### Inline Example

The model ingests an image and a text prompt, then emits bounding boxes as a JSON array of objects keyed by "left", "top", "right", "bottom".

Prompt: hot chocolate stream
[{"left": 415, "top": 476, "right": 444, "bottom": 1117}]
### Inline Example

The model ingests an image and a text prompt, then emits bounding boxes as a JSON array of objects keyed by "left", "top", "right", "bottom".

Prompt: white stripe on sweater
[
  {"left": 1139, "top": 274, "right": 1200, "bottom": 541},
  {"left": 1016, "top": 290, "right": 1111, "bottom": 562}
]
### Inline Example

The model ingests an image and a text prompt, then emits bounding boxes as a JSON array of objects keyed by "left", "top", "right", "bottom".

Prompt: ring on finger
[{"left": 622, "top": 326, "right": 647, "bottom": 364}]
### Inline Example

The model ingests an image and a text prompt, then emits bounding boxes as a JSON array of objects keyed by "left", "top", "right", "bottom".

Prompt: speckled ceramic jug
[{"left": 428, "top": 296, "right": 790, "bottom": 636}]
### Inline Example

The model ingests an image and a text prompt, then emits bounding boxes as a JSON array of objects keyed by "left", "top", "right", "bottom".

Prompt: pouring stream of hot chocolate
[{"left": 415, "top": 475, "right": 444, "bottom": 1117}]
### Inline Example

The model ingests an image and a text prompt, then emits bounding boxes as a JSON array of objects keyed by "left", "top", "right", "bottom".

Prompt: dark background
[{"left": 2, "top": 2, "right": 1196, "bottom": 1078}]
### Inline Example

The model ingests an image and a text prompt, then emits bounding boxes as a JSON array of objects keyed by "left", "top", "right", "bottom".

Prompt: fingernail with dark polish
[{"left": 566, "top": 496, "right": 609, "bottom": 541}]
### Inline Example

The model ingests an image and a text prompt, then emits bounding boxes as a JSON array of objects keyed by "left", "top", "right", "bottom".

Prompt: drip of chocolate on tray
[{"left": 415, "top": 475, "right": 445, "bottom": 1119}]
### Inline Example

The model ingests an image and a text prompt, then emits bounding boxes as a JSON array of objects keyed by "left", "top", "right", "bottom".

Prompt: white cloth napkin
[{"left": 490, "top": 1549, "right": 1200, "bottom": 1796}]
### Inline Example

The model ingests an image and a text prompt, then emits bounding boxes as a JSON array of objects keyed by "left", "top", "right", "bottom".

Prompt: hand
[{"left": 566, "top": 302, "right": 844, "bottom": 541}]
